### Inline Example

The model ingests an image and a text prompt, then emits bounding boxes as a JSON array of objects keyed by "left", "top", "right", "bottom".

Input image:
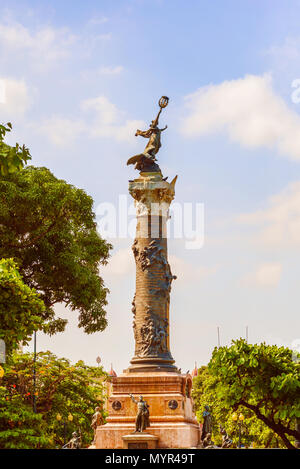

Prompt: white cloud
[
  {"left": 113, "top": 120, "right": 146, "bottom": 142},
  {"left": 238, "top": 180, "right": 300, "bottom": 246},
  {"left": 241, "top": 262, "right": 282, "bottom": 288},
  {"left": 169, "top": 255, "right": 219, "bottom": 282},
  {"left": 34, "top": 116, "right": 85, "bottom": 147},
  {"left": 94, "top": 33, "right": 112, "bottom": 41},
  {"left": 81, "top": 96, "right": 145, "bottom": 143},
  {"left": 98, "top": 66, "right": 124, "bottom": 75},
  {"left": 0, "top": 20, "right": 77, "bottom": 69},
  {"left": 267, "top": 37, "right": 300, "bottom": 61},
  {"left": 81, "top": 96, "right": 119, "bottom": 126},
  {"left": 81, "top": 66, "right": 124, "bottom": 80},
  {"left": 181, "top": 74, "right": 300, "bottom": 161},
  {"left": 32, "top": 96, "right": 145, "bottom": 146},
  {"left": 103, "top": 248, "right": 134, "bottom": 276},
  {"left": 265, "top": 37, "right": 300, "bottom": 68},
  {"left": 87, "top": 16, "right": 109, "bottom": 26},
  {"left": 0, "top": 77, "right": 31, "bottom": 116}
]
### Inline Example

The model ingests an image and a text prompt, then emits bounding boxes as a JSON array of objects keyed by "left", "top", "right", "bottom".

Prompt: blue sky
[{"left": 1, "top": 0, "right": 300, "bottom": 373}]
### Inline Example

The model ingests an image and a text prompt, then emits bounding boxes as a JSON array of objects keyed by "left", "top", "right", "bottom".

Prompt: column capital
[{"left": 129, "top": 173, "right": 177, "bottom": 216}]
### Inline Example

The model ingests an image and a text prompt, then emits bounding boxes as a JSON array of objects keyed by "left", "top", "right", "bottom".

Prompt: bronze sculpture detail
[
  {"left": 201, "top": 405, "right": 212, "bottom": 442},
  {"left": 168, "top": 400, "right": 178, "bottom": 410},
  {"left": 131, "top": 236, "right": 176, "bottom": 361},
  {"left": 91, "top": 406, "right": 104, "bottom": 444},
  {"left": 62, "top": 431, "right": 81, "bottom": 449},
  {"left": 129, "top": 394, "right": 150, "bottom": 432},
  {"left": 127, "top": 96, "right": 169, "bottom": 173},
  {"left": 138, "top": 308, "right": 169, "bottom": 357},
  {"left": 220, "top": 425, "right": 233, "bottom": 448},
  {"left": 112, "top": 400, "right": 122, "bottom": 411}
]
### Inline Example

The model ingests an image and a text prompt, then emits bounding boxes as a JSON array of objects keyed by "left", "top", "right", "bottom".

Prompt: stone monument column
[
  {"left": 129, "top": 172, "right": 178, "bottom": 372},
  {"left": 94, "top": 97, "right": 200, "bottom": 449}
]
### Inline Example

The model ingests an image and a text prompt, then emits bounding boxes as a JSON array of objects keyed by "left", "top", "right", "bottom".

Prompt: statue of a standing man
[
  {"left": 201, "top": 405, "right": 212, "bottom": 442},
  {"left": 129, "top": 394, "right": 150, "bottom": 433},
  {"left": 91, "top": 406, "right": 104, "bottom": 444}
]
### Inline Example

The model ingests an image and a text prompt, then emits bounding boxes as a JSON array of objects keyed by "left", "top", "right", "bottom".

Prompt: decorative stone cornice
[{"left": 129, "top": 174, "right": 177, "bottom": 216}]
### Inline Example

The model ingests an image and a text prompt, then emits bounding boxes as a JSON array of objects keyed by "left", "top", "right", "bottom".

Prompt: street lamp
[
  {"left": 56, "top": 413, "right": 73, "bottom": 446},
  {"left": 232, "top": 412, "right": 245, "bottom": 448},
  {"left": 33, "top": 331, "right": 37, "bottom": 413}
]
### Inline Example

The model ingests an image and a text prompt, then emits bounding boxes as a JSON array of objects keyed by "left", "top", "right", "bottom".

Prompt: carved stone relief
[{"left": 137, "top": 307, "right": 169, "bottom": 357}]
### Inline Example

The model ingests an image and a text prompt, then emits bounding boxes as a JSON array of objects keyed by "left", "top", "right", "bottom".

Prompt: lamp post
[
  {"left": 295, "top": 417, "right": 300, "bottom": 449},
  {"left": 56, "top": 413, "right": 73, "bottom": 446},
  {"left": 232, "top": 412, "right": 245, "bottom": 448},
  {"left": 33, "top": 331, "right": 37, "bottom": 413}
]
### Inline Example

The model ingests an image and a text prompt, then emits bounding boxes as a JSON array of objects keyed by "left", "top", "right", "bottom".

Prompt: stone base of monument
[
  {"left": 96, "top": 422, "right": 200, "bottom": 449},
  {"left": 95, "top": 372, "right": 200, "bottom": 449},
  {"left": 122, "top": 433, "right": 158, "bottom": 449}
]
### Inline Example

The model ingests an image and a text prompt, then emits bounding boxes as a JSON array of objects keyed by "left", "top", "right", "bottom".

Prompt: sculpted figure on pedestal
[
  {"left": 129, "top": 394, "right": 150, "bottom": 432},
  {"left": 201, "top": 405, "right": 213, "bottom": 442},
  {"left": 220, "top": 425, "right": 233, "bottom": 448},
  {"left": 91, "top": 406, "right": 104, "bottom": 444},
  {"left": 127, "top": 96, "right": 169, "bottom": 173},
  {"left": 62, "top": 431, "right": 81, "bottom": 449}
]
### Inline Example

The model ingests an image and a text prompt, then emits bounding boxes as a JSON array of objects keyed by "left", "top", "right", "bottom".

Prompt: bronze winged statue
[{"left": 127, "top": 96, "right": 169, "bottom": 173}]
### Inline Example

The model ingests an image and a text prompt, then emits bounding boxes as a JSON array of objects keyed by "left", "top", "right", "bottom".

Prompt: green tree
[
  {"left": 192, "top": 366, "right": 283, "bottom": 448},
  {"left": 195, "top": 339, "right": 300, "bottom": 449},
  {"left": 0, "top": 166, "right": 111, "bottom": 336},
  {"left": 0, "top": 123, "right": 42, "bottom": 355},
  {"left": 0, "top": 258, "right": 45, "bottom": 355},
  {"left": 0, "top": 123, "right": 31, "bottom": 175},
  {"left": 0, "top": 351, "right": 107, "bottom": 448},
  {"left": 0, "top": 386, "right": 50, "bottom": 449}
]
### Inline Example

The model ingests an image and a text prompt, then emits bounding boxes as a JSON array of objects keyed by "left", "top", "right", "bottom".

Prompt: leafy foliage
[
  {"left": 0, "top": 259, "right": 45, "bottom": 355},
  {"left": 0, "top": 386, "right": 50, "bottom": 449},
  {"left": 193, "top": 367, "right": 282, "bottom": 448},
  {"left": 0, "top": 351, "right": 107, "bottom": 448},
  {"left": 0, "top": 123, "right": 31, "bottom": 175},
  {"left": 193, "top": 340, "right": 300, "bottom": 449},
  {"left": 0, "top": 166, "right": 112, "bottom": 336}
]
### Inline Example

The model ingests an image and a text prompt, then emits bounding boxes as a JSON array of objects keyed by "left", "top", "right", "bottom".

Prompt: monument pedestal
[
  {"left": 95, "top": 372, "right": 200, "bottom": 449},
  {"left": 122, "top": 433, "right": 158, "bottom": 449}
]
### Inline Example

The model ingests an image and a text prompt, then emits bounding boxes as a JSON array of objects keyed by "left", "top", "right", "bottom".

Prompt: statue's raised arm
[
  {"left": 129, "top": 393, "right": 138, "bottom": 404},
  {"left": 127, "top": 96, "right": 169, "bottom": 173}
]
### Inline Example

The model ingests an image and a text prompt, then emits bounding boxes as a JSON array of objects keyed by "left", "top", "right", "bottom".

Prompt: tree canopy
[
  {"left": 0, "top": 123, "right": 31, "bottom": 175},
  {"left": 0, "top": 166, "right": 112, "bottom": 336},
  {"left": 0, "top": 351, "right": 107, "bottom": 448},
  {"left": 193, "top": 366, "right": 283, "bottom": 448},
  {"left": 193, "top": 339, "right": 300, "bottom": 449},
  {"left": 0, "top": 258, "right": 45, "bottom": 355}
]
